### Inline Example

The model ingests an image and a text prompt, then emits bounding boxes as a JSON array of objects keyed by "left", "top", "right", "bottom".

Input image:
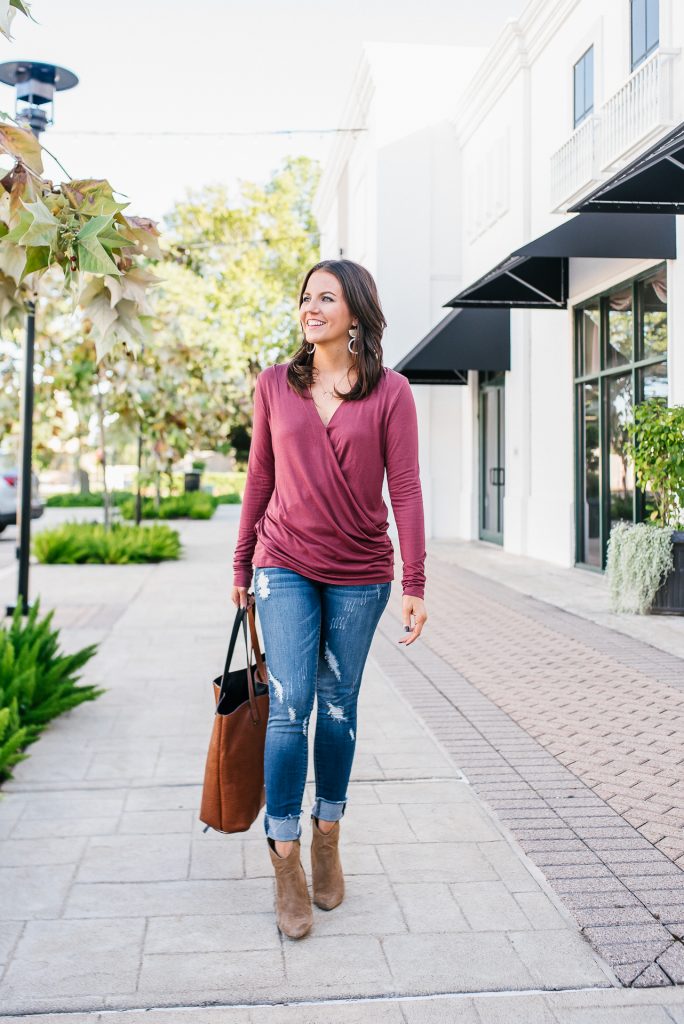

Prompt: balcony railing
[
  {"left": 549, "top": 49, "right": 679, "bottom": 211},
  {"left": 600, "top": 49, "right": 673, "bottom": 168},
  {"left": 549, "top": 115, "right": 600, "bottom": 215}
]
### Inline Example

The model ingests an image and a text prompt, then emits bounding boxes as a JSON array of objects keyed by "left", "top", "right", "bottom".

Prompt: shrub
[
  {"left": 119, "top": 492, "right": 218, "bottom": 520},
  {"left": 0, "top": 600, "right": 101, "bottom": 782},
  {"left": 32, "top": 522, "right": 182, "bottom": 564},
  {"left": 214, "top": 493, "right": 241, "bottom": 504},
  {"left": 46, "top": 491, "right": 133, "bottom": 508},
  {"left": 625, "top": 399, "right": 684, "bottom": 528}
]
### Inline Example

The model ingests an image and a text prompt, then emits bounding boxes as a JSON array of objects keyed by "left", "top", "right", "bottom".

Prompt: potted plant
[
  {"left": 606, "top": 399, "right": 684, "bottom": 615},
  {"left": 184, "top": 459, "right": 206, "bottom": 494}
]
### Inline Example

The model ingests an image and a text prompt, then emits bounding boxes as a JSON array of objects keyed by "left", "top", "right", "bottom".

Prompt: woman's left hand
[{"left": 399, "top": 595, "right": 427, "bottom": 646}]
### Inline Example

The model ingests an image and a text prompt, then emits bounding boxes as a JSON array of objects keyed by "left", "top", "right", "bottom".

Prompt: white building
[{"left": 314, "top": 0, "right": 684, "bottom": 575}]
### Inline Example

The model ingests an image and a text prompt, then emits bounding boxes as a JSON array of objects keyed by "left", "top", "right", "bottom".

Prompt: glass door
[{"left": 479, "top": 372, "right": 505, "bottom": 544}]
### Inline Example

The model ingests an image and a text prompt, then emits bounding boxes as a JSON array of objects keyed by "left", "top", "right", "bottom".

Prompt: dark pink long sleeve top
[{"left": 232, "top": 362, "right": 426, "bottom": 598}]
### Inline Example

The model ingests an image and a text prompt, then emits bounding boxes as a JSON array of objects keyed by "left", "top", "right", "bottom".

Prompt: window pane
[
  {"left": 581, "top": 381, "right": 601, "bottom": 566},
  {"left": 646, "top": 0, "right": 659, "bottom": 52},
  {"left": 580, "top": 304, "right": 600, "bottom": 375},
  {"left": 607, "top": 287, "right": 633, "bottom": 367},
  {"left": 608, "top": 374, "right": 634, "bottom": 530},
  {"left": 632, "top": 0, "right": 646, "bottom": 67},
  {"left": 642, "top": 359, "right": 668, "bottom": 400},
  {"left": 585, "top": 47, "right": 594, "bottom": 114},
  {"left": 574, "top": 48, "right": 594, "bottom": 126},
  {"left": 639, "top": 360, "right": 667, "bottom": 521},
  {"left": 641, "top": 266, "right": 667, "bottom": 359},
  {"left": 574, "top": 61, "right": 584, "bottom": 126}
]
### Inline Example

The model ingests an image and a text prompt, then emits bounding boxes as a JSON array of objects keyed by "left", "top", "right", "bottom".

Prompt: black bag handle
[{"left": 217, "top": 598, "right": 262, "bottom": 723}]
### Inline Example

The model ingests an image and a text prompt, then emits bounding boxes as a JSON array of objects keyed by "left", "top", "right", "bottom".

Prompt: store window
[
  {"left": 574, "top": 264, "right": 668, "bottom": 569},
  {"left": 573, "top": 46, "right": 594, "bottom": 128},
  {"left": 631, "top": 0, "right": 659, "bottom": 71}
]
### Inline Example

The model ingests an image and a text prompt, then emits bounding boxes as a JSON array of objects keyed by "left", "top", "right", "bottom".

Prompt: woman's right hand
[{"left": 231, "top": 586, "right": 249, "bottom": 609}]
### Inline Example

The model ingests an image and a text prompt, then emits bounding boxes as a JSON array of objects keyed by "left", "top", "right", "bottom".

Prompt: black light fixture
[{"left": 0, "top": 60, "right": 79, "bottom": 615}]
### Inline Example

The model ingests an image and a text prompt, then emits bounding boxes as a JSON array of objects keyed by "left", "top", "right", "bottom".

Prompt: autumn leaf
[
  {"left": 0, "top": 241, "right": 25, "bottom": 281},
  {"left": 0, "top": 123, "right": 43, "bottom": 174},
  {"left": 21, "top": 244, "right": 50, "bottom": 278},
  {"left": 82, "top": 289, "right": 118, "bottom": 355},
  {"left": 62, "top": 179, "right": 129, "bottom": 218},
  {"left": 18, "top": 199, "right": 59, "bottom": 248},
  {"left": 120, "top": 216, "right": 163, "bottom": 259},
  {"left": 0, "top": 161, "right": 39, "bottom": 217}
]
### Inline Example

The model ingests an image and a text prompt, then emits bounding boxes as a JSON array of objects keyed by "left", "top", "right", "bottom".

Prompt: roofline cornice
[{"left": 452, "top": 0, "right": 580, "bottom": 144}]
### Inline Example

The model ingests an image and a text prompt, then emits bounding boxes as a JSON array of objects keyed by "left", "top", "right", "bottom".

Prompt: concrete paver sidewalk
[
  {"left": 377, "top": 543, "right": 684, "bottom": 988},
  {"left": 0, "top": 509, "right": 682, "bottom": 1021}
]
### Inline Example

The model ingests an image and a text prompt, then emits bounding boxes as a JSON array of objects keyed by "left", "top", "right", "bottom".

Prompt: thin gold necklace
[{"left": 313, "top": 366, "right": 353, "bottom": 399}]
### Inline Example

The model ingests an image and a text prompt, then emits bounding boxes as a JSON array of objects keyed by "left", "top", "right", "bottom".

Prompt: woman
[{"left": 230, "top": 258, "right": 427, "bottom": 940}]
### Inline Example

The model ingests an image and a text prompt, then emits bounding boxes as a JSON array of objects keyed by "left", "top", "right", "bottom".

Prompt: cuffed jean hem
[
  {"left": 264, "top": 812, "right": 302, "bottom": 841},
  {"left": 311, "top": 797, "right": 347, "bottom": 822}
]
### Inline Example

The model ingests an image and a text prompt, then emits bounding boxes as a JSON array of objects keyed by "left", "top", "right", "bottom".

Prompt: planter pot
[
  {"left": 652, "top": 531, "right": 684, "bottom": 615},
  {"left": 184, "top": 471, "right": 201, "bottom": 493}
]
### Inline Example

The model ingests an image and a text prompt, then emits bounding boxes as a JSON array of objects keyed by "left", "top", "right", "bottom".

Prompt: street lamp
[{"left": 0, "top": 61, "right": 78, "bottom": 615}]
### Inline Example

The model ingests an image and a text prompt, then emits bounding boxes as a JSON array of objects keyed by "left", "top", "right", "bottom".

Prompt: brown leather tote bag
[{"left": 199, "top": 597, "right": 269, "bottom": 834}]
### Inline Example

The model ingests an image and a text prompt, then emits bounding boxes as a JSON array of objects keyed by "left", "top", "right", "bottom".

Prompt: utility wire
[{"left": 49, "top": 127, "right": 367, "bottom": 139}]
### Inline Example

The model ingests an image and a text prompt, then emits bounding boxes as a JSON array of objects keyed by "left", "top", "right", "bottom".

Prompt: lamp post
[{"left": 0, "top": 61, "right": 78, "bottom": 615}]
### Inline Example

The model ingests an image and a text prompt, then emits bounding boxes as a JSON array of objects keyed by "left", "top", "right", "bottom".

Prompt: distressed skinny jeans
[{"left": 253, "top": 565, "right": 391, "bottom": 841}]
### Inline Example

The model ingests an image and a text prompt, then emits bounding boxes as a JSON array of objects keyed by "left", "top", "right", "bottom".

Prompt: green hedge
[
  {"left": 32, "top": 522, "right": 182, "bottom": 564},
  {"left": 119, "top": 492, "right": 218, "bottom": 520},
  {"left": 46, "top": 491, "right": 133, "bottom": 508},
  {"left": 0, "top": 600, "right": 101, "bottom": 782}
]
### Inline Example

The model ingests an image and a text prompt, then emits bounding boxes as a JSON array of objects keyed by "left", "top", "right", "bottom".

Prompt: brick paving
[{"left": 377, "top": 553, "right": 684, "bottom": 986}]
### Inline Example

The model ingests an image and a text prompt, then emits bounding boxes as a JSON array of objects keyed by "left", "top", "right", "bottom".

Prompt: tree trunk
[
  {"left": 95, "top": 382, "right": 111, "bottom": 530},
  {"left": 135, "top": 419, "right": 144, "bottom": 527}
]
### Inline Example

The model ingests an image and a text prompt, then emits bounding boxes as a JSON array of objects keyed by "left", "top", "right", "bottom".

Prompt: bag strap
[
  {"left": 217, "top": 601, "right": 263, "bottom": 724},
  {"left": 246, "top": 603, "right": 267, "bottom": 682}
]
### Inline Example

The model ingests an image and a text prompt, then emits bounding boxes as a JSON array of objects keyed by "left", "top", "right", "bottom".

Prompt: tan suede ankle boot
[
  {"left": 267, "top": 837, "right": 313, "bottom": 939},
  {"left": 311, "top": 816, "right": 345, "bottom": 910}
]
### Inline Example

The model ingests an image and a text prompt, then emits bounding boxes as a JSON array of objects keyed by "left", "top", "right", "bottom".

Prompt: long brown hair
[{"left": 287, "top": 259, "right": 387, "bottom": 400}]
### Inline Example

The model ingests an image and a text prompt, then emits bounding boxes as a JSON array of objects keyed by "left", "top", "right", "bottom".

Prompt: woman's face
[{"left": 300, "top": 269, "right": 357, "bottom": 347}]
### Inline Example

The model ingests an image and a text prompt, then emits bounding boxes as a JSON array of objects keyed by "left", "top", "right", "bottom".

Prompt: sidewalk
[
  {"left": 428, "top": 537, "right": 684, "bottom": 661},
  {"left": 0, "top": 508, "right": 683, "bottom": 1021}
]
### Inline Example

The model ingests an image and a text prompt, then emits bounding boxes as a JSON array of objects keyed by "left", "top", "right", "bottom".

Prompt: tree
[
  {"left": 164, "top": 156, "right": 321, "bottom": 454},
  {"left": 0, "top": 122, "right": 159, "bottom": 359}
]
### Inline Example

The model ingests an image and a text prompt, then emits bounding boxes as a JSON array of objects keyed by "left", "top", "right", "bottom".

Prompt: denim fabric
[{"left": 253, "top": 565, "right": 391, "bottom": 841}]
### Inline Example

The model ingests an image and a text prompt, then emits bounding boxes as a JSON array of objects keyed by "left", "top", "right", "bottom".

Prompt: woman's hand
[
  {"left": 231, "top": 585, "right": 249, "bottom": 609},
  {"left": 399, "top": 594, "right": 427, "bottom": 646}
]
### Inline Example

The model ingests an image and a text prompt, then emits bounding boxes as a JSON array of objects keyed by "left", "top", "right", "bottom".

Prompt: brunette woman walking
[{"left": 230, "top": 259, "right": 427, "bottom": 939}]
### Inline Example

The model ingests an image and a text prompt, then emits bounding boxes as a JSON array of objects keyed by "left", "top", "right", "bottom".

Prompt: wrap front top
[{"left": 232, "top": 362, "right": 426, "bottom": 598}]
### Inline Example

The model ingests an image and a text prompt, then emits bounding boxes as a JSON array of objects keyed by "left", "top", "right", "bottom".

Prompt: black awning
[
  {"left": 515, "top": 212, "right": 676, "bottom": 258},
  {"left": 446, "top": 213, "right": 675, "bottom": 309},
  {"left": 569, "top": 121, "right": 684, "bottom": 213},
  {"left": 446, "top": 255, "right": 567, "bottom": 309},
  {"left": 394, "top": 308, "right": 510, "bottom": 385}
]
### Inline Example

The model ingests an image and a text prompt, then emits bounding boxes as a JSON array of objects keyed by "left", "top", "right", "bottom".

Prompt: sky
[{"left": 1, "top": 1, "right": 527, "bottom": 225}]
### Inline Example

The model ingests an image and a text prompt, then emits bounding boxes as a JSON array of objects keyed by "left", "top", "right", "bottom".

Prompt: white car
[{"left": 0, "top": 454, "right": 43, "bottom": 533}]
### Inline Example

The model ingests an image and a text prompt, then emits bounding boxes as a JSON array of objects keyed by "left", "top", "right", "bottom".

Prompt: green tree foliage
[
  {"left": 164, "top": 156, "right": 321, "bottom": 457},
  {"left": 626, "top": 399, "right": 684, "bottom": 527}
]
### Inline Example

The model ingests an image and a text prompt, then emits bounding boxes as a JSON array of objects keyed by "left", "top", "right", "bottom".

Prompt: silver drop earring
[
  {"left": 348, "top": 326, "right": 358, "bottom": 355},
  {"left": 306, "top": 342, "right": 315, "bottom": 354}
]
